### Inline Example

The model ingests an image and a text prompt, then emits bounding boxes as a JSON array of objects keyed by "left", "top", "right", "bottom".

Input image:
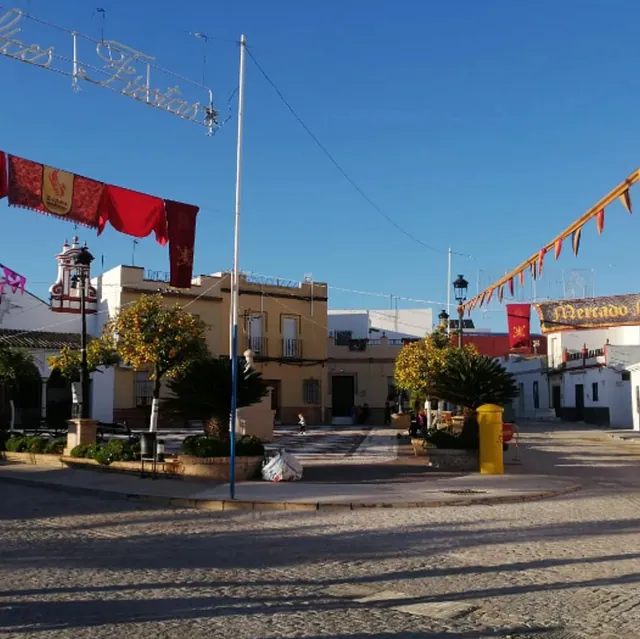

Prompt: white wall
[
  {"left": 547, "top": 326, "right": 640, "bottom": 368},
  {"left": 0, "top": 287, "right": 82, "bottom": 334},
  {"left": 561, "top": 367, "right": 631, "bottom": 427},
  {"left": 92, "top": 366, "right": 115, "bottom": 423},
  {"left": 630, "top": 368, "right": 640, "bottom": 431},
  {"left": 327, "top": 311, "right": 370, "bottom": 339},
  {"left": 328, "top": 308, "right": 434, "bottom": 340},
  {"left": 504, "top": 357, "right": 552, "bottom": 420}
]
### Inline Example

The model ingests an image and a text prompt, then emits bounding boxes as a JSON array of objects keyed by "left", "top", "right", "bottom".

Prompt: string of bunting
[
  {"left": 0, "top": 151, "right": 198, "bottom": 289},
  {"left": 464, "top": 168, "right": 640, "bottom": 313}
]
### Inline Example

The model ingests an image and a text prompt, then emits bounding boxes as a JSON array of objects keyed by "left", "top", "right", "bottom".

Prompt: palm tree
[
  {"left": 430, "top": 350, "right": 519, "bottom": 449},
  {"left": 0, "top": 345, "right": 40, "bottom": 431},
  {"left": 163, "top": 355, "right": 269, "bottom": 436}
]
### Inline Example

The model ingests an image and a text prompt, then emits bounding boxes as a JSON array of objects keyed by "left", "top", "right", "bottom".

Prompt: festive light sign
[
  {"left": 0, "top": 7, "right": 218, "bottom": 133},
  {"left": 535, "top": 293, "right": 640, "bottom": 333}
]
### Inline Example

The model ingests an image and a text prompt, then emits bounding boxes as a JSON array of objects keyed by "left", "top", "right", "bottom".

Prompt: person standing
[
  {"left": 297, "top": 413, "right": 307, "bottom": 435},
  {"left": 384, "top": 401, "right": 392, "bottom": 425}
]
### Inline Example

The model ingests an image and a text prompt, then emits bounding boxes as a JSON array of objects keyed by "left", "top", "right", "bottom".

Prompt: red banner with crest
[{"left": 507, "top": 303, "right": 532, "bottom": 350}]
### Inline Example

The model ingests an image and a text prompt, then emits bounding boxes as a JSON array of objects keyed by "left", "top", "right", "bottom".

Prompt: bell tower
[{"left": 49, "top": 237, "right": 97, "bottom": 314}]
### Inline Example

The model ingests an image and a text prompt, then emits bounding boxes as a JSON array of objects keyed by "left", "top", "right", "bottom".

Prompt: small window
[
  {"left": 622, "top": 371, "right": 631, "bottom": 382},
  {"left": 592, "top": 382, "right": 599, "bottom": 402},
  {"left": 303, "top": 379, "right": 320, "bottom": 404},
  {"left": 335, "top": 330, "right": 352, "bottom": 346},
  {"left": 134, "top": 371, "right": 153, "bottom": 408},
  {"left": 533, "top": 381, "right": 540, "bottom": 409}
]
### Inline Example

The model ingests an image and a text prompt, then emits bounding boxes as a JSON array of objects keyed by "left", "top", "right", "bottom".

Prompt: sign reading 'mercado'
[
  {"left": 0, "top": 8, "right": 218, "bottom": 133},
  {"left": 535, "top": 293, "right": 640, "bottom": 334}
]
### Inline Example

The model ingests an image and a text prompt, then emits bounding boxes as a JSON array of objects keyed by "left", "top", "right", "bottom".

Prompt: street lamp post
[
  {"left": 71, "top": 246, "right": 94, "bottom": 419},
  {"left": 453, "top": 274, "right": 468, "bottom": 349},
  {"left": 438, "top": 309, "right": 450, "bottom": 329}
]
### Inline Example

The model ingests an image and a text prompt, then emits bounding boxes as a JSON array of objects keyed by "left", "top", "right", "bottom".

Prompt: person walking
[{"left": 297, "top": 413, "right": 307, "bottom": 435}]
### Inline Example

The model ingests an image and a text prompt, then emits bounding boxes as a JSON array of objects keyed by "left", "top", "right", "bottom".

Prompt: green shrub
[
  {"left": 426, "top": 429, "right": 468, "bottom": 450},
  {"left": 70, "top": 444, "right": 90, "bottom": 458},
  {"left": 236, "top": 435, "right": 265, "bottom": 456},
  {"left": 27, "top": 436, "right": 48, "bottom": 454},
  {"left": 93, "top": 439, "right": 137, "bottom": 465},
  {"left": 6, "top": 436, "right": 28, "bottom": 452},
  {"left": 180, "top": 434, "right": 264, "bottom": 458},
  {"left": 44, "top": 438, "right": 66, "bottom": 455}
]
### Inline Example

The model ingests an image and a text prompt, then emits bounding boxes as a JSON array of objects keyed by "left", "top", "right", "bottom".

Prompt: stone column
[{"left": 64, "top": 419, "right": 98, "bottom": 456}]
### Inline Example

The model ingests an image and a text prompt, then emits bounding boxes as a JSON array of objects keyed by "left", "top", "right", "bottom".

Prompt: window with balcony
[
  {"left": 134, "top": 371, "right": 153, "bottom": 408},
  {"left": 247, "top": 312, "right": 267, "bottom": 356},
  {"left": 303, "top": 379, "right": 321, "bottom": 404},
  {"left": 282, "top": 315, "right": 301, "bottom": 358}
]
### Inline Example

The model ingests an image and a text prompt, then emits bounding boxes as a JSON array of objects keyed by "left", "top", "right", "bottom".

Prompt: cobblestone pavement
[{"left": 1, "top": 425, "right": 640, "bottom": 638}]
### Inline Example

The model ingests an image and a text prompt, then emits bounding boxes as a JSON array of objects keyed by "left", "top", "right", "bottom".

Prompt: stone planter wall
[
  {"left": 177, "top": 455, "right": 263, "bottom": 481},
  {"left": 1, "top": 451, "right": 65, "bottom": 467}
]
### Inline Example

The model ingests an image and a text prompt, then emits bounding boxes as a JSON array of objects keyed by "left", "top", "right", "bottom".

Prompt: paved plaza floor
[{"left": 1, "top": 423, "right": 640, "bottom": 638}]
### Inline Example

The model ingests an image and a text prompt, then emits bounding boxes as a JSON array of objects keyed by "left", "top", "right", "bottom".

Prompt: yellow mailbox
[{"left": 477, "top": 404, "right": 504, "bottom": 475}]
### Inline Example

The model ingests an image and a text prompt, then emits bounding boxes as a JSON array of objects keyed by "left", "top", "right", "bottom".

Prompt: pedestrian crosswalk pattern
[
  {"left": 110, "top": 424, "right": 396, "bottom": 465},
  {"left": 268, "top": 424, "right": 371, "bottom": 465}
]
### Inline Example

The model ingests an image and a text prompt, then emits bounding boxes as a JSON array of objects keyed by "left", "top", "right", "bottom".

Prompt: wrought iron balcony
[
  {"left": 247, "top": 336, "right": 268, "bottom": 357},
  {"left": 282, "top": 338, "right": 302, "bottom": 359}
]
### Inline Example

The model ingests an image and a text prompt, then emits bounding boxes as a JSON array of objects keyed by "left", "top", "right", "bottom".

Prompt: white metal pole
[
  {"left": 446, "top": 247, "right": 452, "bottom": 334},
  {"left": 229, "top": 34, "right": 246, "bottom": 501}
]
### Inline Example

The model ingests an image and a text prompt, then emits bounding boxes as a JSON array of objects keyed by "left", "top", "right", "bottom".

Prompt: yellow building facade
[
  {"left": 326, "top": 335, "right": 406, "bottom": 424},
  {"left": 95, "top": 266, "right": 328, "bottom": 427}
]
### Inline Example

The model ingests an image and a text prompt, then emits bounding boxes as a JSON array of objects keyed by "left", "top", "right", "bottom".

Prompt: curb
[{"left": 0, "top": 471, "right": 582, "bottom": 511}]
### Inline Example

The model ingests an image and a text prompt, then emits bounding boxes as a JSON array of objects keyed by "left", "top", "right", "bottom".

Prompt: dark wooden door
[
  {"left": 575, "top": 384, "right": 585, "bottom": 421},
  {"left": 332, "top": 376, "right": 354, "bottom": 418},
  {"left": 552, "top": 385, "right": 561, "bottom": 417}
]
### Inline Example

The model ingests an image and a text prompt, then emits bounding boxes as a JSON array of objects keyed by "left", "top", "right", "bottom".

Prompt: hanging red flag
[
  {"left": 506, "top": 303, "right": 531, "bottom": 350},
  {"left": 98, "top": 185, "right": 168, "bottom": 245},
  {"left": 572, "top": 227, "right": 582, "bottom": 256},
  {"left": 538, "top": 248, "right": 546, "bottom": 277},
  {"left": 554, "top": 237, "right": 563, "bottom": 260},
  {"left": 508, "top": 277, "right": 514, "bottom": 296},
  {"left": 596, "top": 209, "right": 605, "bottom": 234},
  {"left": 620, "top": 188, "right": 632, "bottom": 214},
  {"left": 7, "top": 155, "right": 105, "bottom": 228},
  {"left": 165, "top": 199, "right": 199, "bottom": 288},
  {"left": 0, "top": 152, "right": 7, "bottom": 200}
]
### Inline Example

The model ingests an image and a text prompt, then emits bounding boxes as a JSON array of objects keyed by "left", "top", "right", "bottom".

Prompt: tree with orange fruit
[{"left": 106, "top": 294, "right": 207, "bottom": 432}]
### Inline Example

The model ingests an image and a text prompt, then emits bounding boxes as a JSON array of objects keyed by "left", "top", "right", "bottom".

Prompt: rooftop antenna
[{"left": 132, "top": 239, "right": 139, "bottom": 266}]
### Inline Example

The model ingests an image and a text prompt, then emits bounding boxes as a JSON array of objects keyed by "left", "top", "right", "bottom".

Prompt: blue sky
[{"left": 2, "top": 0, "right": 640, "bottom": 332}]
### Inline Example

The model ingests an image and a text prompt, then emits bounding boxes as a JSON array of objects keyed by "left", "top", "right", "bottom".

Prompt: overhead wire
[{"left": 244, "top": 46, "right": 447, "bottom": 256}]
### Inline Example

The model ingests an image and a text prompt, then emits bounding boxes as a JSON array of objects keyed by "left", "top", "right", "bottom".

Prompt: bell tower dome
[{"left": 49, "top": 237, "right": 97, "bottom": 314}]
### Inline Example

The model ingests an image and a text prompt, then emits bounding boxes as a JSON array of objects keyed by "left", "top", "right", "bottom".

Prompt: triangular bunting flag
[
  {"left": 508, "top": 277, "right": 514, "bottom": 296},
  {"left": 596, "top": 209, "right": 605, "bottom": 234},
  {"left": 554, "top": 237, "right": 563, "bottom": 260},
  {"left": 498, "top": 286, "right": 504, "bottom": 303},
  {"left": 538, "top": 248, "right": 546, "bottom": 277},
  {"left": 530, "top": 261, "right": 537, "bottom": 281},
  {"left": 486, "top": 288, "right": 494, "bottom": 305},
  {"left": 519, "top": 269, "right": 525, "bottom": 287},
  {"left": 620, "top": 189, "right": 632, "bottom": 214},
  {"left": 572, "top": 227, "right": 582, "bottom": 256}
]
